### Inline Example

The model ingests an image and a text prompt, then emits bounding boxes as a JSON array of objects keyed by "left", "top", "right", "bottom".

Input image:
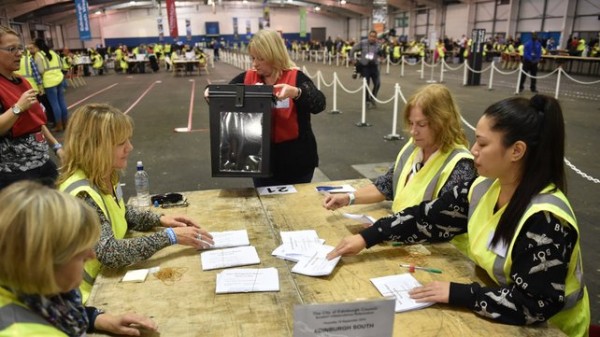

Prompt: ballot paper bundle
[
  {"left": 200, "top": 230, "right": 260, "bottom": 270},
  {"left": 215, "top": 268, "right": 280, "bottom": 294},
  {"left": 370, "top": 273, "right": 435, "bottom": 313},
  {"left": 272, "top": 230, "right": 341, "bottom": 277}
]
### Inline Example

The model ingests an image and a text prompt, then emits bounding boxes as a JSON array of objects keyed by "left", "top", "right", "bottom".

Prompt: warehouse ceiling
[{"left": 1, "top": 0, "right": 447, "bottom": 25}]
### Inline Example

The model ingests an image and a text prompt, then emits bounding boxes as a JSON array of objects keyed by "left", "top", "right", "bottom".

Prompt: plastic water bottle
[{"left": 134, "top": 161, "right": 150, "bottom": 207}]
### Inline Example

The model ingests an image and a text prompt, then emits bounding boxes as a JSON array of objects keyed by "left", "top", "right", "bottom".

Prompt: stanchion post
[
  {"left": 488, "top": 62, "right": 494, "bottom": 90},
  {"left": 440, "top": 59, "right": 445, "bottom": 83},
  {"left": 316, "top": 71, "right": 321, "bottom": 90},
  {"left": 401, "top": 55, "right": 405, "bottom": 77},
  {"left": 463, "top": 59, "right": 468, "bottom": 85},
  {"left": 515, "top": 63, "right": 523, "bottom": 95},
  {"left": 384, "top": 83, "right": 403, "bottom": 140},
  {"left": 420, "top": 59, "right": 425, "bottom": 79},
  {"left": 426, "top": 61, "right": 437, "bottom": 83},
  {"left": 555, "top": 67, "right": 562, "bottom": 99},
  {"left": 386, "top": 55, "right": 390, "bottom": 74},
  {"left": 330, "top": 73, "right": 341, "bottom": 114},
  {"left": 356, "top": 77, "right": 371, "bottom": 127}
]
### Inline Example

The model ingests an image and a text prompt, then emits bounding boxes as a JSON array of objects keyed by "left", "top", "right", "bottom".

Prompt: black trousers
[
  {"left": 0, "top": 159, "right": 58, "bottom": 191},
  {"left": 361, "top": 64, "right": 381, "bottom": 102},
  {"left": 520, "top": 60, "right": 539, "bottom": 91}
]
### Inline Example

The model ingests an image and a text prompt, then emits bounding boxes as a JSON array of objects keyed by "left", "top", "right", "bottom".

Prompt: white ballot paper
[
  {"left": 121, "top": 268, "right": 149, "bottom": 283},
  {"left": 370, "top": 273, "right": 434, "bottom": 312},
  {"left": 209, "top": 229, "right": 250, "bottom": 249},
  {"left": 280, "top": 230, "right": 322, "bottom": 255},
  {"left": 291, "top": 245, "right": 341, "bottom": 276},
  {"left": 343, "top": 213, "right": 376, "bottom": 225},
  {"left": 201, "top": 246, "right": 260, "bottom": 270},
  {"left": 215, "top": 267, "right": 279, "bottom": 293}
]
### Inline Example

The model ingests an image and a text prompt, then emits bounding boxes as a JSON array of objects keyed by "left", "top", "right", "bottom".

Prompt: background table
[{"left": 88, "top": 179, "right": 566, "bottom": 336}]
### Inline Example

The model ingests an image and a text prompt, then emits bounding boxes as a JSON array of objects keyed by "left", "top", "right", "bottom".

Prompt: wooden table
[
  {"left": 173, "top": 59, "right": 208, "bottom": 76},
  {"left": 88, "top": 179, "right": 566, "bottom": 337}
]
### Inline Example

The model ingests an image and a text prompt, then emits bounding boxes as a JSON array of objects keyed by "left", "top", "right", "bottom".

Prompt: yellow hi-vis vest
[
  {"left": 0, "top": 287, "right": 67, "bottom": 336},
  {"left": 92, "top": 54, "right": 103, "bottom": 69},
  {"left": 38, "top": 50, "right": 64, "bottom": 88},
  {"left": 392, "top": 140, "right": 472, "bottom": 254},
  {"left": 15, "top": 54, "right": 39, "bottom": 91},
  {"left": 60, "top": 170, "right": 127, "bottom": 304},
  {"left": 467, "top": 178, "right": 590, "bottom": 337}
]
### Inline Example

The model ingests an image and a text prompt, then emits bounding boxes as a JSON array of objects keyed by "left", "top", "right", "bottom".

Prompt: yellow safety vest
[
  {"left": 393, "top": 45, "right": 401, "bottom": 59},
  {"left": 0, "top": 287, "right": 67, "bottom": 336},
  {"left": 392, "top": 140, "right": 473, "bottom": 254},
  {"left": 467, "top": 178, "right": 590, "bottom": 337},
  {"left": 92, "top": 54, "right": 103, "bottom": 69},
  {"left": 37, "top": 50, "right": 64, "bottom": 88},
  {"left": 60, "top": 170, "right": 128, "bottom": 304},
  {"left": 518, "top": 44, "right": 524, "bottom": 56},
  {"left": 15, "top": 54, "right": 39, "bottom": 91}
]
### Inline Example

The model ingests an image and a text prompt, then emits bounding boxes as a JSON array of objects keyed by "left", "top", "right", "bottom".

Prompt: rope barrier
[{"left": 559, "top": 69, "right": 600, "bottom": 85}]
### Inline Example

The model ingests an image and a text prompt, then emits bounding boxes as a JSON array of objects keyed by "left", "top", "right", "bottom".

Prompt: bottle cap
[{"left": 136, "top": 161, "right": 143, "bottom": 170}]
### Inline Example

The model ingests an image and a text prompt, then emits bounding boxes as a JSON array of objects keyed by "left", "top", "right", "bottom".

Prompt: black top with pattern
[{"left": 361, "top": 177, "right": 578, "bottom": 326}]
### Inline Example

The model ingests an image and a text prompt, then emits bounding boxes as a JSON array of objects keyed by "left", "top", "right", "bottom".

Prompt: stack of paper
[
  {"left": 370, "top": 273, "right": 435, "bottom": 312},
  {"left": 208, "top": 229, "right": 250, "bottom": 249},
  {"left": 201, "top": 246, "right": 261, "bottom": 271},
  {"left": 291, "top": 245, "right": 341, "bottom": 277},
  {"left": 121, "top": 269, "right": 150, "bottom": 283},
  {"left": 272, "top": 230, "right": 340, "bottom": 276},
  {"left": 215, "top": 268, "right": 279, "bottom": 293},
  {"left": 272, "top": 230, "right": 323, "bottom": 262}
]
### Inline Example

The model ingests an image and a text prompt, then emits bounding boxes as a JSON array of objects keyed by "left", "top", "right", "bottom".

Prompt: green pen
[
  {"left": 391, "top": 242, "right": 403, "bottom": 247},
  {"left": 400, "top": 264, "right": 442, "bottom": 274}
]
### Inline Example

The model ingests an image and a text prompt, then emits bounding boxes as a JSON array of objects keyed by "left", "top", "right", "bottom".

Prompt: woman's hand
[
  {"left": 94, "top": 312, "right": 158, "bottom": 336},
  {"left": 160, "top": 214, "right": 199, "bottom": 228},
  {"left": 273, "top": 83, "right": 299, "bottom": 100},
  {"left": 326, "top": 234, "right": 367, "bottom": 260},
  {"left": 172, "top": 226, "right": 214, "bottom": 249},
  {"left": 55, "top": 148, "right": 64, "bottom": 161},
  {"left": 323, "top": 193, "right": 350, "bottom": 210},
  {"left": 15, "top": 89, "right": 38, "bottom": 113},
  {"left": 408, "top": 281, "right": 450, "bottom": 303}
]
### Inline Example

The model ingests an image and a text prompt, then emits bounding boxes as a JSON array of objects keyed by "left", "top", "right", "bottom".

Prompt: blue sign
[{"left": 74, "top": 0, "right": 91, "bottom": 41}]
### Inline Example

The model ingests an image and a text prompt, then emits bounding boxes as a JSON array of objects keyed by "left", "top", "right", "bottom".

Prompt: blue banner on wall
[{"left": 74, "top": 0, "right": 91, "bottom": 41}]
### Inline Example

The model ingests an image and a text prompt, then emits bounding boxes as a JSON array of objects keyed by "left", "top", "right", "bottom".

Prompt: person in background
[
  {"left": 26, "top": 42, "right": 55, "bottom": 126},
  {"left": 328, "top": 95, "right": 589, "bottom": 337},
  {"left": 349, "top": 30, "right": 383, "bottom": 109},
  {"left": 519, "top": 32, "right": 542, "bottom": 93},
  {"left": 57, "top": 103, "right": 213, "bottom": 303},
  {"left": 226, "top": 29, "right": 326, "bottom": 187},
  {"left": 33, "top": 38, "right": 68, "bottom": 132},
  {"left": 0, "top": 26, "right": 63, "bottom": 190},
  {"left": 323, "top": 84, "right": 475, "bottom": 252},
  {"left": 0, "top": 181, "right": 158, "bottom": 336}
]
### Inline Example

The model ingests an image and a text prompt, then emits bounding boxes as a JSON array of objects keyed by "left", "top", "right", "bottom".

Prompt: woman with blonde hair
[
  {"left": 57, "top": 103, "right": 213, "bottom": 303},
  {"left": 323, "top": 84, "right": 475, "bottom": 252},
  {"left": 227, "top": 29, "right": 326, "bottom": 187},
  {"left": 0, "top": 181, "right": 157, "bottom": 336}
]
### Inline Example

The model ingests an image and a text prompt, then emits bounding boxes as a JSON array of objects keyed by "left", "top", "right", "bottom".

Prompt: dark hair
[
  {"left": 34, "top": 38, "right": 52, "bottom": 61},
  {"left": 485, "top": 95, "right": 566, "bottom": 246}
]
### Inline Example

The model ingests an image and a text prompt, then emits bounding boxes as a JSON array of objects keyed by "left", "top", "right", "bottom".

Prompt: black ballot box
[{"left": 207, "top": 84, "right": 273, "bottom": 177}]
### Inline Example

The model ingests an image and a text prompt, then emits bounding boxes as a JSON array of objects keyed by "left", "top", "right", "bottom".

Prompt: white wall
[
  {"left": 445, "top": 4, "right": 469, "bottom": 41},
  {"left": 72, "top": 5, "right": 346, "bottom": 45}
]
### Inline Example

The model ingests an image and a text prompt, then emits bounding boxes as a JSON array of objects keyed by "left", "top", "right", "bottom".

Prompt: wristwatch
[{"left": 11, "top": 104, "right": 21, "bottom": 116}]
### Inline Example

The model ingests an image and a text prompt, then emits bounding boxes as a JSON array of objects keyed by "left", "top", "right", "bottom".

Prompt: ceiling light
[
  {"left": 94, "top": 9, "right": 102, "bottom": 14},
  {"left": 340, "top": 0, "right": 347, "bottom": 4},
  {"left": 315, "top": 6, "right": 320, "bottom": 11}
]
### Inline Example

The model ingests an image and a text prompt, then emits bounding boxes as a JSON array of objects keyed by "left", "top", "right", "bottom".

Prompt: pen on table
[{"left": 400, "top": 264, "right": 442, "bottom": 274}]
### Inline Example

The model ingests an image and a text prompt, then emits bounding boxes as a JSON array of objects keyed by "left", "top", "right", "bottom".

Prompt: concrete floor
[{"left": 61, "top": 57, "right": 600, "bottom": 325}]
